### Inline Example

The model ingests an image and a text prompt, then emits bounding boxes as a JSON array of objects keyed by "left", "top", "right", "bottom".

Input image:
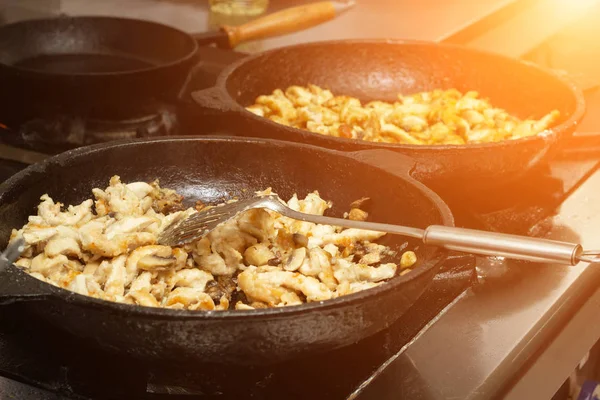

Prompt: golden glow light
[{"left": 551, "top": 0, "right": 599, "bottom": 12}]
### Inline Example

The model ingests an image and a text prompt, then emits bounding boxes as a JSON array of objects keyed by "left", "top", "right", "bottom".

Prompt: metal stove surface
[{"left": 0, "top": 47, "right": 598, "bottom": 400}]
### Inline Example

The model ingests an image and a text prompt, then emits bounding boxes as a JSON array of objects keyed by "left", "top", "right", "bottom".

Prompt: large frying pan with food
[
  {"left": 190, "top": 40, "right": 586, "bottom": 193},
  {"left": 0, "top": 136, "right": 452, "bottom": 365},
  {"left": 0, "top": 1, "right": 351, "bottom": 120}
]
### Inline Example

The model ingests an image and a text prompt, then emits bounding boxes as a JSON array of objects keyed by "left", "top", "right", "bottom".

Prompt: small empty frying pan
[{"left": 0, "top": 1, "right": 353, "bottom": 119}]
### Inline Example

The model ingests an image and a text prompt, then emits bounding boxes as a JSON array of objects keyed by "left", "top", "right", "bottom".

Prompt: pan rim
[
  {"left": 0, "top": 135, "right": 452, "bottom": 320},
  {"left": 215, "top": 38, "right": 586, "bottom": 151},
  {"left": 0, "top": 16, "right": 199, "bottom": 77}
]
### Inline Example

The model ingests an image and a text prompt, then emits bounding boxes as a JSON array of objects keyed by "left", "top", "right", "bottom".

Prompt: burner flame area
[{"left": 0, "top": 108, "right": 179, "bottom": 154}]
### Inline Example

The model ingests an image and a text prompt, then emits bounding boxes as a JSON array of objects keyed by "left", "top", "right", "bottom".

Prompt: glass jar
[{"left": 209, "top": 0, "right": 269, "bottom": 16}]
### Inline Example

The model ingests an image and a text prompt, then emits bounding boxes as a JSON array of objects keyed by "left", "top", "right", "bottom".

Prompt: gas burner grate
[{"left": 0, "top": 107, "right": 179, "bottom": 155}]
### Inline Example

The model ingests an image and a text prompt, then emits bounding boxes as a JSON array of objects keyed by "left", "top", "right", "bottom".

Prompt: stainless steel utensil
[
  {"left": 0, "top": 236, "right": 25, "bottom": 265},
  {"left": 157, "top": 195, "right": 598, "bottom": 266}
]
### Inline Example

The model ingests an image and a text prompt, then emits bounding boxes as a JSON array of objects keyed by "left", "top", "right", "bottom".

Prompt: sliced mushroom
[
  {"left": 267, "top": 257, "right": 281, "bottom": 266},
  {"left": 169, "top": 268, "right": 214, "bottom": 291},
  {"left": 149, "top": 182, "right": 185, "bottom": 214},
  {"left": 138, "top": 255, "right": 176, "bottom": 271},
  {"left": 126, "top": 245, "right": 174, "bottom": 284},
  {"left": 205, "top": 275, "right": 237, "bottom": 302},
  {"left": 285, "top": 247, "right": 306, "bottom": 272},
  {"left": 172, "top": 248, "right": 188, "bottom": 271},
  {"left": 127, "top": 289, "right": 160, "bottom": 307},
  {"left": 292, "top": 233, "right": 308, "bottom": 248}
]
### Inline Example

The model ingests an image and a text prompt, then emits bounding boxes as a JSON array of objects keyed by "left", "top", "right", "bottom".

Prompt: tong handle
[{"left": 423, "top": 225, "right": 583, "bottom": 265}]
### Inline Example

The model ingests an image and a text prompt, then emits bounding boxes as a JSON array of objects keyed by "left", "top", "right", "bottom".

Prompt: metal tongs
[
  {"left": 1, "top": 236, "right": 25, "bottom": 265},
  {"left": 158, "top": 195, "right": 600, "bottom": 266}
]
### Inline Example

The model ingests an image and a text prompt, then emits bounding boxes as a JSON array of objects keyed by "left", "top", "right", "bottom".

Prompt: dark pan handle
[
  {"left": 178, "top": 62, "right": 207, "bottom": 103},
  {"left": 0, "top": 261, "right": 55, "bottom": 305},
  {"left": 190, "top": 86, "right": 237, "bottom": 114},
  {"left": 349, "top": 149, "right": 416, "bottom": 179},
  {"left": 348, "top": 149, "right": 455, "bottom": 227}
]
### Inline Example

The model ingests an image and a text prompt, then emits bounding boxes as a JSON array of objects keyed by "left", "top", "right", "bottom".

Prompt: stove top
[
  {"left": 0, "top": 47, "right": 598, "bottom": 400},
  {"left": 0, "top": 252, "right": 475, "bottom": 400},
  {"left": 4, "top": 107, "right": 179, "bottom": 152}
]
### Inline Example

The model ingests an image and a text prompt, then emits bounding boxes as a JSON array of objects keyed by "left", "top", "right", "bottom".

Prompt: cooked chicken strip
[{"left": 333, "top": 259, "right": 397, "bottom": 283}]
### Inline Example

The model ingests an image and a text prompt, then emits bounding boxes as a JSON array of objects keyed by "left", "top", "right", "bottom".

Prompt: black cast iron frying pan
[
  {"left": 0, "top": 2, "right": 347, "bottom": 119},
  {"left": 190, "top": 40, "right": 586, "bottom": 194},
  {"left": 0, "top": 136, "right": 452, "bottom": 365}
]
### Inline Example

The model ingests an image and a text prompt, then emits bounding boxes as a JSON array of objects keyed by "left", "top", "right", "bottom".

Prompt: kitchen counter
[
  {"left": 48, "top": 0, "right": 518, "bottom": 45},
  {"left": 7, "top": 0, "right": 595, "bottom": 57},
  {"left": 350, "top": 156, "right": 600, "bottom": 400}
]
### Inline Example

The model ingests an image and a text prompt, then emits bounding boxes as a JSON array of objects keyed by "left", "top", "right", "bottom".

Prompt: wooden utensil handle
[{"left": 222, "top": 1, "right": 342, "bottom": 48}]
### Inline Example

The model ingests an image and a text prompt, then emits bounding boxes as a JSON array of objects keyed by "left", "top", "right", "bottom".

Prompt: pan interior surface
[
  {"left": 0, "top": 17, "right": 196, "bottom": 74},
  {"left": 0, "top": 138, "right": 448, "bottom": 294},
  {"left": 14, "top": 53, "right": 155, "bottom": 73}
]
